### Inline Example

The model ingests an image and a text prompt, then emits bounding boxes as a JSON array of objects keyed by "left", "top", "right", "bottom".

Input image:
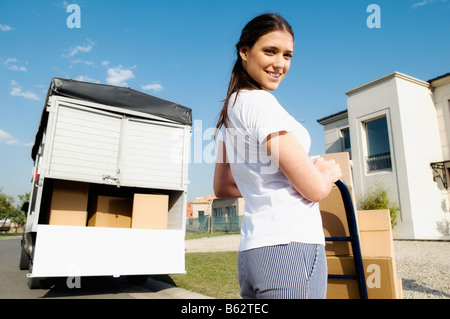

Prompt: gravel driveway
[
  {"left": 394, "top": 240, "right": 449, "bottom": 299},
  {"left": 185, "top": 235, "right": 449, "bottom": 299}
]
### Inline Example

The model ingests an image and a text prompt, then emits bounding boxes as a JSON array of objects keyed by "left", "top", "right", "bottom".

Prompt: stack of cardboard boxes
[
  {"left": 47, "top": 179, "right": 169, "bottom": 230},
  {"left": 319, "top": 153, "right": 402, "bottom": 299}
]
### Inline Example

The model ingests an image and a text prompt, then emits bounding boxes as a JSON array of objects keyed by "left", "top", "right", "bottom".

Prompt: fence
[{"left": 186, "top": 215, "right": 243, "bottom": 233}]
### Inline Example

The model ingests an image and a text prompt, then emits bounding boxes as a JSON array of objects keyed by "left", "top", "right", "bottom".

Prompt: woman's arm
[
  {"left": 213, "top": 141, "right": 242, "bottom": 198},
  {"left": 264, "top": 131, "right": 342, "bottom": 202}
]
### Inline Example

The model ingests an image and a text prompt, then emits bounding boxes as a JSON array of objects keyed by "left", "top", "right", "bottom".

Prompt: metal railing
[{"left": 366, "top": 152, "right": 392, "bottom": 173}]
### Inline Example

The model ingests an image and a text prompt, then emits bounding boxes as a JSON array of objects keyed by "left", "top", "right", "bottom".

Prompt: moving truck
[{"left": 20, "top": 78, "right": 192, "bottom": 288}]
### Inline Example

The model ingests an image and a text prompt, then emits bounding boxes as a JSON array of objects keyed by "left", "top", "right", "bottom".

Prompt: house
[
  {"left": 187, "top": 195, "right": 245, "bottom": 233},
  {"left": 189, "top": 195, "right": 217, "bottom": 219},
  {"left": 317, "top": 71, "right": 450, "bottom": 240},
  {"left": 212, "top": 197, "right": 245, "bottom": 219},
  {"left": 188, "top": 195, "right": 245, "bottom": 219}
]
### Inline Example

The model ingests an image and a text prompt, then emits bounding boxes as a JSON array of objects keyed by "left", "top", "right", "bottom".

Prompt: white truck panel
[
  {"left": 120, "top": 118, "right": 186, "bottom": 189},
  {"left": 44, "top": 99, "right": 189, "bottom": 190},
  {"left": 47, "top": 103, "right": 122, "bottom": 184},
  {"left": 31, "top": 225, "right": 185, "bottom": 277}
]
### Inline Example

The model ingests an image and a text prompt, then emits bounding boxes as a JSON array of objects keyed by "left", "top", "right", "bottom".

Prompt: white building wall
[
  {"left": 322, "top": 116, "right": 349, "bottom": 154},
  {"left": 192, "top": 202, "right": 211, "bottom": 218},
  {"left": 346, "top": 75, "right": 401, "bottom": 230},
  {"left": 430, "top": 76, "right": 450, "bottom": 235},
  {"left": 344, "top": 72, "right": 449, "bottom": 239},
  {"left": 394, "top": 76, "right": 444, "bottom": 238},
  {"left": 431, "top": 76, "right": 450, "bottom": 160}
]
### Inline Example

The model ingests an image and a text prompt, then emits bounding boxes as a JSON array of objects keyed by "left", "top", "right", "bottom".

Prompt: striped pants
[{"left": 238, "top": 242, "right": 327, "bottom": 299}]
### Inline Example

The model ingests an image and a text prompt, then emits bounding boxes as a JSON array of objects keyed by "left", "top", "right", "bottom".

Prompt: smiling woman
[{"left": 213, "top": 13, "right": 342, "bottom": 300}]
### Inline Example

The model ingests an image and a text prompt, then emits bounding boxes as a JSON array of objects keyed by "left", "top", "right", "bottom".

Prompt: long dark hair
[{"left": 215, "top": 13, "right": 294, "bottom": 133}]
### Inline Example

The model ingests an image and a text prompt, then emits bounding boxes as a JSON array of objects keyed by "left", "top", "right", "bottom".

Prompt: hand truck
[{"left": 325, "top": 179, "right": 368, "bottom": 299}]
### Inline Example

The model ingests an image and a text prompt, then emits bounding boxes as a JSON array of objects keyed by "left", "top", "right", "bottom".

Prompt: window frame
[{"left": 359, "top": 111, "right": 394, "bottom": 175}]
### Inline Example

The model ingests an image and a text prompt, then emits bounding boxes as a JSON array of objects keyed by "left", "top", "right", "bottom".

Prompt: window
[
  {"left": 214, "top": 208, "right": 223, "bottom": 217},
  {"left": 226, "top": 206, "right": 236, "bottom": 217},
  {"left": 365, "top": 116, "right": 392, "bottom": 173},
  {"left": 341, "top": 127, "right": 351, "bottom": 158},
  {"left": 198, "top": 211, "right": 204, "bottom": 217}
]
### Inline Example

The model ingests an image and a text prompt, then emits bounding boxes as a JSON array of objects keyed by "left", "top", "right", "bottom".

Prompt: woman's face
[{"left": 239, "top": 30, "right": 294, "bottom": 91}]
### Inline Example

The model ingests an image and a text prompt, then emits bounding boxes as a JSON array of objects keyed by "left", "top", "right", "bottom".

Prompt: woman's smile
[{"left": 265, "top": 70, "right": 282, "bottom": 79}]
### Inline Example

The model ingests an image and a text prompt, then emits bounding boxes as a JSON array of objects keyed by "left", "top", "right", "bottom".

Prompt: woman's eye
[{"left": 264, "top": 49, "right": 275, "bottom": 55}]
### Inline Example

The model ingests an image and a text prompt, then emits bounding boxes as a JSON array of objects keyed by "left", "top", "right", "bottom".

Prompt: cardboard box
[
  {"left": 317, "top": 153, "right": 402, "bottom": 299},
  {"left": 319, "top": 152, "right": 359, "bottom": 256},
  {"left": 132, "top": 194, "right": 169, "bottom": 229},
  {"left": 48, "top": 180, "right": 89, "bottom": 226},
  {"left": 320, "top": 186, "right": 357, "bottom": 256},
  {"left": 49, "top": 210, "right": 88, "bottom": 226},
  {"left": 397, "top": 277, "right": 403, "bottom": 299},
  {"left": 88, "top": 195, "right": 132, "bottom": 228},
  {"left": 358, "top": 209, "right": 394, "bottom": 258},
  {"left": 326, "top": 256, "right": 401, "bottom": 299}
]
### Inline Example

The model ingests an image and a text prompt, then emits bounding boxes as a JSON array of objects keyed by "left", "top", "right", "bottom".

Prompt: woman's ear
[{"left": 239, "top": 46, "right": 249, "bottom": 62}]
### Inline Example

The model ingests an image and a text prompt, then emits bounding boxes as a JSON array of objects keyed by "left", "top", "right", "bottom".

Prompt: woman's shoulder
[
  {"left": 239, "top": 89, "right": 275, "bottom": 99},
  {"left": 230, "top": 90, "right": 286, "bottom": 123},
  {"left": 235, "top": 90, "right": 279, "bottom": 107}
]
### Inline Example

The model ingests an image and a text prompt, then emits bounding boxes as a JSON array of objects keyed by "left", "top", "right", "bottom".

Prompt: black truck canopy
[{"left": 31, "top": 77, "right": 192, "bottom": 161}]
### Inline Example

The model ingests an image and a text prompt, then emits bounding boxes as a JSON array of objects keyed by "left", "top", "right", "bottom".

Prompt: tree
[
  {"left": 11, "top": 192, "right": 30, "bottom": 232},
  {"left": 0, "top": 188, "right": 16, "bottom": 230},
  {"left": 0, "top": 188, "right": 29, "bottom": 232}
]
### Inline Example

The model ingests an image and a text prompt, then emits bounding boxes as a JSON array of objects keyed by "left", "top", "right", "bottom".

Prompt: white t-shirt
[{"left": 220, "top": 90, "right": 325, "bottom": 251}]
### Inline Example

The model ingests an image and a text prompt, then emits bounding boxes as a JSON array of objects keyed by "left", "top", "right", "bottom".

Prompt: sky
[{"left": 0, "top": 0, "right": 449, "bottom": 203}]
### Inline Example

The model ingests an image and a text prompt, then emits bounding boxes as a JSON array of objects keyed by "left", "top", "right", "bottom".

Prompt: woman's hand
[{"left": 312, "top": 157, "right": 342, "bottom": 184}]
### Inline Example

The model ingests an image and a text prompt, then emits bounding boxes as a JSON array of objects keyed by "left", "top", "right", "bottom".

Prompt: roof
[
  {"left": 317, "top": 71, "right": 450, "bottom": 127},
  {"left": 317, "top": 109, "right": 348, "bottom": 125},
  {"left": 49, "top": 78, "right": 191, "bottom": 124},
  {"left": 31, "top": 77, "right": 192, "bottom": 161},
  {"left": 190, "top": 195, "right": 217, "bottom": 204},
  {"left": 428, "top": 72, "right": 450, "bottom": 83},
  {"left": 345, "top": 71, "right": 430, "bottom": 96}
]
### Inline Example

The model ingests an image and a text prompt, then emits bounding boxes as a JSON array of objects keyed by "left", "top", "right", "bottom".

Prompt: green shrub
[{"left": 357, "top": 186, "right": 399, "bottom": 228}]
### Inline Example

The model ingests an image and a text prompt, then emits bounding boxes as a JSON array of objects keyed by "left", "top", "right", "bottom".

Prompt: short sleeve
[{"left": 243, "top": 91, "right": 297, "bottom": 145}]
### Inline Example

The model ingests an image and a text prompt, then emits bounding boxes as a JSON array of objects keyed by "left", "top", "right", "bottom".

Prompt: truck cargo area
[{"left": 22, "top": 78, "right": 191, "bottom": 284}]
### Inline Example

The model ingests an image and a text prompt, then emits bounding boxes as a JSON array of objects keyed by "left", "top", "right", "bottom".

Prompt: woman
[{"left": 214, "top": 13, "right": 342, "bottom": 299}]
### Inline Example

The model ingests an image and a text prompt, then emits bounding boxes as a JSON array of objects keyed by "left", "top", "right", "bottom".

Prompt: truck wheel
[
  {"left": 27, "top": 276, "right": 42, "bottom": 290},
  {"left": 27, "top": 260, "right": 42, "bottom": 289},
  {"left": 19, "top": 245, "right": 30, "bottom": 270},
  {"left": 126, "top": 275, "right": 148, "bottom": 285}
]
